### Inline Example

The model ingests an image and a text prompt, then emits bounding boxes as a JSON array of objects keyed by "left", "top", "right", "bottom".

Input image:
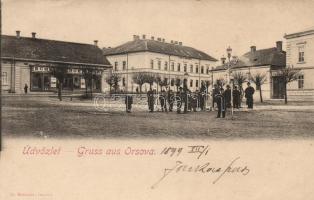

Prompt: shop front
[
  {"left": 30, "top": 66, "right": 54, "bottom": 91},
  {"left": 30, "top": 65, "right": 103, "bottom": 92}
]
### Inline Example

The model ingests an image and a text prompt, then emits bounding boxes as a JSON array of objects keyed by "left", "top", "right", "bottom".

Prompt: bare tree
[
  {"left": 215, "top": 77, "right": 226, "bottom": 89},
  {"left": 249, "top": 72, "right": 267, "bottom": 102},
  {"left": 51, "top": 65, "right": 68, "bottom": 101},
  {"left": 277, "top": 66, "right": 301, "bottom": 104},
  {"left": 132, "top": 72, "right": 146, "bottom": 95},
  {"left": 106, "top": 73, "right": 121, "bottom": 95},
  {"left": 144, "top": 73, "right": 156, "bottom": 90},
  {"left": 233, "top": 71, "right": 247, "bottom": 106}
]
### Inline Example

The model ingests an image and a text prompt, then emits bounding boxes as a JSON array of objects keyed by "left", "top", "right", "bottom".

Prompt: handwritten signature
[{"left": 151, "top": 157, "right": 250, "bottom": 189}]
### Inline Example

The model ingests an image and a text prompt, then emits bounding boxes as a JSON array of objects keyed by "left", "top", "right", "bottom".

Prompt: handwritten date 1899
[{"left": 160, "top": 147, "right": 183, "bottom": 157}]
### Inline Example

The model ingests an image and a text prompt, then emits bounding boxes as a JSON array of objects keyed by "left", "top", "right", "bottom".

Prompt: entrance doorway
[{"left": 272, "top": 76, "right": 285, "bottom": 99}]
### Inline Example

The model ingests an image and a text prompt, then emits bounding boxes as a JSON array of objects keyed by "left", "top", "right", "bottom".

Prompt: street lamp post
[{"left": 226, "top": 46, "right": 234, "bottom": 119}]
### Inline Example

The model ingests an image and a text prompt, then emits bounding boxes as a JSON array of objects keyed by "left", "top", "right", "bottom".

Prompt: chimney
[
  {"left": 16, "top": 30, "right": 21, "bottom": 38},
  {"left": 133, "top": 35, "right": 139, "bottom": 40},
  {"left": 142, "top": 34, "right": 146, "bottom": 39},
  {"left": 276, "top": 41, "right": 282, "bottom": 52},
  {"left": 179, "top": 42, "right": 182, "bottom": 45},
  {"left": 174, "top": 41, "right": 178, "bottom": 45},
  {"left": 250, "top": 46, "right": 256, "bottom": 53},
  {"left": 221, "top": 57, "right": 226, "bottom": 65},
  {"left": 171, "top": 40, "right": 174, "bottom": 44},
  {"left": 94, "top": 40, "right": 98, "bottom": 46},
  {"left": 31, "top": 32, "right": 36, "bottom": 39},
  {"left": 157, "top": 37, "right": 161, "bottom": 41},
  {"left": 162, "top": 38, "right": 165, "bottom": 42},
  {"left": 151, "top": 36, "right": 154, "bottom": 40}
]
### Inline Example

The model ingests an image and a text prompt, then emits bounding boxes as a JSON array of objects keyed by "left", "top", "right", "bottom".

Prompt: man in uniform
[
  {"left": 233, "top": 86, "right": 241, "bottom": 109},
  {"left": 125, "top": 95, "right": 133, "bottom": 113},
  {"left": 159, "top": 89, "right": 167, "bottom": 112},
  {"left": 167, "top": 89, "right": 174, "bottom": 112},
  {"left": 176, "top": 87, "right": 183, "bottom": 114},
  {"left": 245, "top": 82, "right": 255, "bottom": 109},
  {"left": 224, "top": 85, "right": 232, "bottom": 109},
  {"left": 147, "top": 89, "right": 154, "bottom": 112},
  {"left": 200, "top": 82, "right": 206, "bottom": 111},
  {"left": 212, "top": 84, "right": 220, "bottom": 109},
  {"left": 215, "top": 88, "right": 226, "bottom": 118}
]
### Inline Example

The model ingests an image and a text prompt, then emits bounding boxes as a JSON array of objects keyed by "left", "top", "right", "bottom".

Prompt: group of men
[
  {"left": 125, "top": 82, "right": 255, "bottom": 116},
  {"left": 146, "top": 82, "right": 209, "bottom": 114},
  {"left": 213, "top": 82, "right": 255, "bottom": 118}
]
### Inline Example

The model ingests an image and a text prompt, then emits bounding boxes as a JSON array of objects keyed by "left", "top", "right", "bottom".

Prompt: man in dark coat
[
  {"left": 167, "top": 89, "right": 174, "bottom": 112},
  {"left": 223, "top": 85, "right": 232, "bottom": 108},
  {"left": 125, "top": 95, "right": 133, "bottom": 113},
  {"left": 215, "top": 88, "right": 226, "bottom": 118},
  {"left": 212, "top": 84, "right": 220, "bottom": 109},
  {"left": 147, "top": 89, "right": 155, "bottom": 112},
  {"left": 176, "top": 87, "right": 183, "bottom": 114},
  {"left": 200, "top": 82, "right": 206, "bottom": 110},
  {"left": 245, "top": 82, "right": 255, "bottom": 109},
  {"left": 159, "top": 89, "right": 167, "bottom": 112},
  {"left": 233, "top": 86, "right": 241, "bottom": 109}
]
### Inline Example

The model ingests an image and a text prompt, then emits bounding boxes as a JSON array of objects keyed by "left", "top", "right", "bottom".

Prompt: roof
[
  {"left": 103, "top": 39, "right": 218, "bottom": 61},
  {"left": 214, "top": 47, "right": 286, "bottom": 71},
  {"left": 1, "top": 35, "right": 111, "bottom": 66},
  {"left": 284, "top": 26, "right": 314, "bottom": 39}
]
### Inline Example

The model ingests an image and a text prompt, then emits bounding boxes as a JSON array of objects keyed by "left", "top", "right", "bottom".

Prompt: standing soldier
[
  {"left": 147, "top": 89, "right": 154, "bottom": 112},
  {"left": 125, "top": 95, "right": 133, "bottom": 113},
  {"left": 212, "top": 84, "right": 220, "bottom": 109},
  {"left": 233, "top": 86, "right": 240, "bottom": 109},
  {"left": 215, "top": 88, "right": 226, "bottom": 118},
  {"left": 224, "top": 85, "right": 232, "bottom": 108},
  {"left": 176, "top": 87, "right": 183, "bottom": 114},
  {"left": 159, "top": 89, "right": 167, "bottom": 112},
  {"left": 167, "top": 89, "right": 174, "bottom": 112},
  {"left": 245, "top": 82, "right": 255, "bottom": 109},
  {"left": 200, "top": 82, "right": 206, "bottom": 110}
]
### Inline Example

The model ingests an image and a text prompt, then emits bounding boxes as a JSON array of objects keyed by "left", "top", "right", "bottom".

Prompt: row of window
[
  {"left": 113, "top": 60, "right": 211, "bottom": 74},
  {"left": 150, "top": 60, "right": 211, "bottom": 74}
]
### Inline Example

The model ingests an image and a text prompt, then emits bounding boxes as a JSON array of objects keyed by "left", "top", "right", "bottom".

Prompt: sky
[{"left": 2, "top": 0, "right": 314, "bottom": 60}]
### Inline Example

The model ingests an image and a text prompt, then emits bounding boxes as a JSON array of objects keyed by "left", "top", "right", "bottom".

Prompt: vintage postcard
[{"left": 1, "top": 0, "right": 314, "bottom": 199}]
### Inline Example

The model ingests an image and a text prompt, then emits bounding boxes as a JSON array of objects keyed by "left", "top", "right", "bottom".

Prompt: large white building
[
  {"left": 103, "top": 35, "right": 218, "bottom": 93},
  {"left": 284, "top": 26, "right": 314, "bottom": 101}
]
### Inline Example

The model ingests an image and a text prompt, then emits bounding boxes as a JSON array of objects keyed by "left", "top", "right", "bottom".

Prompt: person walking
[
  {"left": 245, "top": 82, "right": 255, "bottom": 109},
  {"left": 24, "top": 83, "right": 28, "bottom": 94}
]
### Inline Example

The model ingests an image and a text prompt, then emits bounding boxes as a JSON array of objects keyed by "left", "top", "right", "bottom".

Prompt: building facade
[
  {"left": 212, "top": 41, "right": 286, "bottom": 102},
  {"left": 103, "top": 35, "right": 218, "bottom": 93},
  {"left": 1, "top": 31, "right": 111, "bottom": 94},
  {"left": 284, "top": 27, "right": 314, "bottom": 101}
]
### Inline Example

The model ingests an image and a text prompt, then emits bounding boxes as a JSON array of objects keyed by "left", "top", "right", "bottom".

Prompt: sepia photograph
[{"left": 1, "top": 0, "right": 314, "bottom": 199}]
